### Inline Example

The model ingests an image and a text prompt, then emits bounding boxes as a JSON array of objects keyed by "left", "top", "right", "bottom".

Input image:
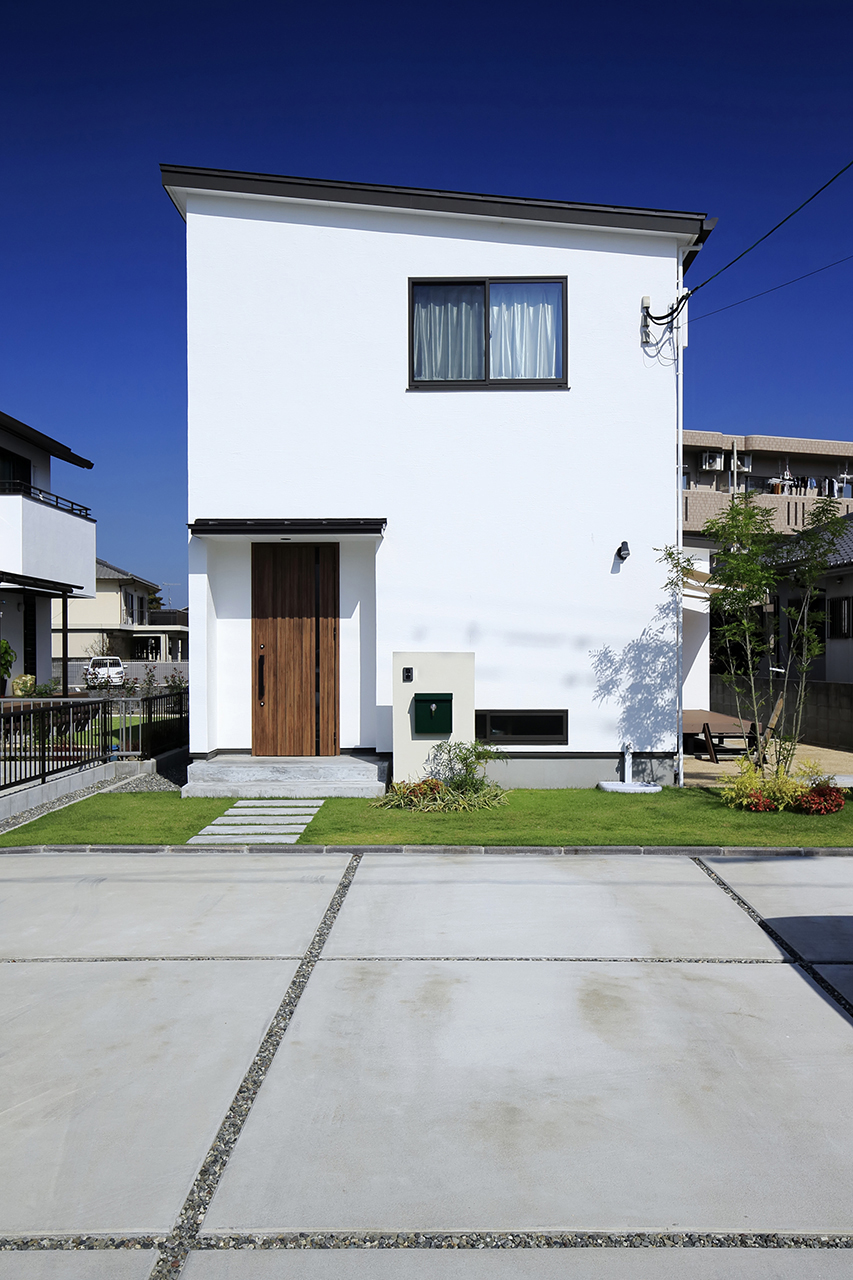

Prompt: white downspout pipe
[{"left": 675, "top": 249, "right": 685, "bottom": 788}]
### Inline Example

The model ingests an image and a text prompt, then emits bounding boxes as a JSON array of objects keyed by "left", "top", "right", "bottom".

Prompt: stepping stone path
[{"left": 187, "top": 799, "right": 324, "bottom": 844}]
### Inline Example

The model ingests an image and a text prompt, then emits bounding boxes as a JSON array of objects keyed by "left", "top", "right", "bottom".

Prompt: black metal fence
[{"left": 0, "top": 691, "right": 189, "bottom": 792}]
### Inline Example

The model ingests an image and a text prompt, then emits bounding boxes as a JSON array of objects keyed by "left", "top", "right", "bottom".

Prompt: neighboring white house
[
  {"left": 162, "top": 164, "right": 715, "bottom": 787},
  {"left": 50, "top": 558, "right": 188, "bottom": 664},
  {"left": 0, "top": 408, "right": 96, "bottom": 692}
]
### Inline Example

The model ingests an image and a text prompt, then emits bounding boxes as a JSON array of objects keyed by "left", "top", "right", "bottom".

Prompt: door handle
[{"left": 258, "top": 654, "right": 265, "bottom": 701}]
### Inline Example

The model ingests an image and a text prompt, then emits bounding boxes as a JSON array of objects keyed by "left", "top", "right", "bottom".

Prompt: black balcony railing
[
  {"left": 0, "top": 480, "right": 92, "bottom": 519},
  {"left": 0, "top": 691, "right": 189, "bottom": 791},
  {"left": 148, "top": 610, "right": 189, "bottom": 626}
]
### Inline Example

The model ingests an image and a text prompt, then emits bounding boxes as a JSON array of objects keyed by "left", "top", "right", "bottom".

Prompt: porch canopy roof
[
  {"left": 188, "top": 518, "right": 386, "bottom": 540},
  {"left": 0, "top": 570, "right": 84, "bottom": 596},
  {"left": 162, "top": 164, "right": 716, "bottom": 273}
]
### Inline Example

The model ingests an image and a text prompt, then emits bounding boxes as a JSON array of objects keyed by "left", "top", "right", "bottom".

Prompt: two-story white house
[
  {"left": 0, "top": 409, "right": 96, "bottom": 695},
  {"left": 162, "top": 165, "right": 714, "bottom": 792},
  {"left": 50, "top": 558, "right": 189, "bottom": 666}
]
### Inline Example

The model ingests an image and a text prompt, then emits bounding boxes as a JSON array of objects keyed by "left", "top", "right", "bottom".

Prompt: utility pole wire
[
  {"left": 689, "top": 156, "right": 853, "bottom": 295},
  {"left": 690, "top": 252, "right": 853, "bottom": 321}
]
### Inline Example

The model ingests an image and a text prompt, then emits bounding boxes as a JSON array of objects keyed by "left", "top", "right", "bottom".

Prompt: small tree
[
  {"left": 663, "top": 493, "right": 847, "bottom": 775},
  {"left": 773, "top": 497, "right": 848, "bottom": 773},
  {"left": 84, "top": 633, "right": 113, "bottom": 658},
  {"left": 702, "top": 495, "right": 781, "bottom": 769}
]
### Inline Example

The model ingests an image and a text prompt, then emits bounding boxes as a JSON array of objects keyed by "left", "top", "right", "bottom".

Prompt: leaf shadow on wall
[{"left": 589, "top": 602, "right": 678, "bottom": 750}]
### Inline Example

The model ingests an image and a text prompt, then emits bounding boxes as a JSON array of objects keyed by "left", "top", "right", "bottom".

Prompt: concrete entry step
[{"left": 182, "top": 753, "right": 388, "bottom": 799}]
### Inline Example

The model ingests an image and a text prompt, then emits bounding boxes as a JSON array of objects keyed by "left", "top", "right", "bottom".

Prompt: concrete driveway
[{"left": 1, "top": 848, "right": 853, "bottom": 1278}]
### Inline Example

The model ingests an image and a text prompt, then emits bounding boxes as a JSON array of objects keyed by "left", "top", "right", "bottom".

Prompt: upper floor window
[
  {"left": 0, "top": 447, "right": 32, "bottom": 487},
  {"left": 409, "top": 277, "right": 567, "bottom": 389}
]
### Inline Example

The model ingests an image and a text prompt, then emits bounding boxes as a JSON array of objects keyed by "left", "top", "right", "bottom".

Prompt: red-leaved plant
[
  {"left": 743, "top": 790, "right": 779, "bottom": 812},
  {"left": 794, "top": 785, "right": 845, "bottom": 815}
]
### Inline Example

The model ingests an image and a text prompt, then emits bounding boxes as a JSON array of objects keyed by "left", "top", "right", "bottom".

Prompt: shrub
[
  {"left": 139, "top": 664, "right": 159, "bottom": 697},
  {"left": 743, "top": 789, "right": 779, "bottom": 812},
  {"left": 374, "top": 740, "right": 508, "bottom": 812},
  {"left": 0, "top": 639, "right": 17, "bottom": 680},
  {"left": 376, "top": 776, "right": 508, "bottom": 812},
  {"left": 722, "top": 756, "right": 844, "bottom": 815},
  {"left": 793, "top": 784, "right": 845, "bottom": 815}
]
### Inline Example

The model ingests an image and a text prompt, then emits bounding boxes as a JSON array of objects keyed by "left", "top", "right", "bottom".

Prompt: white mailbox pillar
[{"left": 392, "top": 651, "right": 475, "bottom": 783}]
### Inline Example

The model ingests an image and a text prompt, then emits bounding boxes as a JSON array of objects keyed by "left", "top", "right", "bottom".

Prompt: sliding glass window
[{"left": 409, "top": 277, "right": 567, "bottom": 389}]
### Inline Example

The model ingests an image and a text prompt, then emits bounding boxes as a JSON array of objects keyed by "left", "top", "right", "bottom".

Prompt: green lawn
[
  {"left": 299, "top": 786, "right": 853, "bottom": 847},
  {"left": 1, "top": 786, "right": 851, "bottom": 848},
  {"left": 0, "top": 793, "right": 232, "bottom": 846}
]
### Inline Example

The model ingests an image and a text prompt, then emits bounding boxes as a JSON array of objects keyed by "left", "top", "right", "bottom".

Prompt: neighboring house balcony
[
  {"left": 683, "top": 488, "right": 852, "bottom": 537},
  {"left": 0, "top": 486, "right": 96, "bottom": 596}
]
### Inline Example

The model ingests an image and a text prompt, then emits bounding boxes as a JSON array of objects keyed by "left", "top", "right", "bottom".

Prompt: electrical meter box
[{"left": 414, "top": 692, "right": 453, "bottom": 734}]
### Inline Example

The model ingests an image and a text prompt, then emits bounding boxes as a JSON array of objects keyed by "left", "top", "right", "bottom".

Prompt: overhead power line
[
  {"left": 644, "top": 156, "right": 853, "bottom": 326},
  {"left": 689, "top": 156, "right": 853, "bottom": 296},
  {"left": 690, "top": 252, "right": 853, "bottom": 322}
]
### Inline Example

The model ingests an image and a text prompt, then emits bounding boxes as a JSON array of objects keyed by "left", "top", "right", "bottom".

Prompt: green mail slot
[{"left": 414, "top": 692, "right": 453, "bottom": 734}]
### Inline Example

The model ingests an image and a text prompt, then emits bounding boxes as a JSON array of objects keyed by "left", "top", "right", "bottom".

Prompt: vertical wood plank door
[
  {"left": 317, "top": 543, "right": 340, "bottom": 755},
  {"left": 251, "top": 543, "right": 339, "bottom": 756}
]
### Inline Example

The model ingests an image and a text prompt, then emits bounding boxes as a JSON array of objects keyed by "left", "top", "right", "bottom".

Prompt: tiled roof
[
  {"left": 827, "top": 513, "right": 853, "bottom": 569},
  {"left": 96, "top": 559, "right": 159, "bottom": 590}
]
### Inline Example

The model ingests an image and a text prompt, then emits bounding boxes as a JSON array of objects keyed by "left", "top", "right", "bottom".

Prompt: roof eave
[
  {"left": 160, "top": 164, "right": 714, "bottom": 248},
  {"left": 0, "top": 409, "right": 93, "bottom": 470}
]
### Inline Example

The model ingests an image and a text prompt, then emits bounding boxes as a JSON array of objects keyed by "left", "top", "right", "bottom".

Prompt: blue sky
[{"left": 1, "top": 0, "right": 851, "bottom": 605}]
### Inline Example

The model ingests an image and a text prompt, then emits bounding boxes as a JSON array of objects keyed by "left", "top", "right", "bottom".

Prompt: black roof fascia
[
  {"left": 0, "top": 570, "right": 84, "bottom": 595},
  {"left": 189, "top": 518, "right": 387, "bottom": 537},
  {"left": 0, "top": 410, "right": 93, "bottom": 470},
  {"left": 161, "top": 165, "right": 714, "bottom": 270}
]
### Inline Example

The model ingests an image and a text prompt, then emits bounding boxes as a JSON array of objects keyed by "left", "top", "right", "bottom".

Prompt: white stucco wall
[
  {"left": 185, "top": 193, "right": 686, "bottom": 756},
  {"left": 0, "top": 496, "right": 96, "bottom": 596}
]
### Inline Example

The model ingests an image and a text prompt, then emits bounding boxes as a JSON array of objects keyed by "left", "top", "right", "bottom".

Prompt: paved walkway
[
  {"left": 684, "top": 741, "right": 853, "bottom": 787},
  {"left": 188, "top": 801, "right": 324, "bottom": 845},
  {"left": 2, "top": 848, "right": 853, "bottom": 1277}
]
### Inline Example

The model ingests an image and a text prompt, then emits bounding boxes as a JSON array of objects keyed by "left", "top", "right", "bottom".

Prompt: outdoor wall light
[{"left": 616, "top": 541, "right": 631, "bottom": 561}]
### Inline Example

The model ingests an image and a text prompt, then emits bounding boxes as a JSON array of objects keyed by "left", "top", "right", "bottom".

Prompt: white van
[{"left": 85, "top": 657, "right": 125, "bottom": 687}]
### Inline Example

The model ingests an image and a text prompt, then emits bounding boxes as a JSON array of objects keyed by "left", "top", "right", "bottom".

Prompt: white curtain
[
  {"left": 412, "top": 284, "right": 485, "bottom": 381},
  {"left": 489, "top": 281, "right": 562, "bottom": 379}
]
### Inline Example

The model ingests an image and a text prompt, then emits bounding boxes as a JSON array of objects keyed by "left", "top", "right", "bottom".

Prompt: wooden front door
[{"left": 251, "top": 543, "right": 339, "bottom": 756}]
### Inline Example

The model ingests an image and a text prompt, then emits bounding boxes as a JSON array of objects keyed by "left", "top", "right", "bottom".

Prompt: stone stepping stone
[{"left": 189, "top": 799, "right": 324, "bottom": 845}]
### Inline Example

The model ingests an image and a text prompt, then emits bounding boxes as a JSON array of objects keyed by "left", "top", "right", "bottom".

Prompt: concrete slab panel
[
  {"left": 0, "top": 959, "right": 298, "bottom": 1234},
  {"left": 181, "top": 1249, "right": 853, "bottom": 1279},
  {"left": 0, "top": 854, "right": 348, "bottom": 957},
  {"left": 323, "top": 856, "right": 780, "bottom": 958},
  {"left": 815, "top": 964, "right": 853, "bottom": 1004},
  {"left": 207, "top": 960, "right": 853, "bottom": 1234},
  {"left": 705, "top": 857, "right": 853, "bottom": 961},
  {"left": 0, "top": 1253, "right": 155, "bottom": 1279},
  {"left": 0, "top": 1254, "right": 154, "bottom": 1274}
]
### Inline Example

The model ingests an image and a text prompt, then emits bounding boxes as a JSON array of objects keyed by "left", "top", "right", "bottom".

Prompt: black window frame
[
  {"left": 408, "top": 276, "right": 569, "bottom": 391},
  {"left": 828, "top": 596, "right": 852, "bottom": 640},
  {"left": 475, "top": 708, "right": 569, "bottom": 745}
]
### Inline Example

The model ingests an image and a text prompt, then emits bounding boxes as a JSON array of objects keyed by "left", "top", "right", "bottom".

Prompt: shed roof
[{"left": 161, "top": 164, "right": 716, "bottom": 272}]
